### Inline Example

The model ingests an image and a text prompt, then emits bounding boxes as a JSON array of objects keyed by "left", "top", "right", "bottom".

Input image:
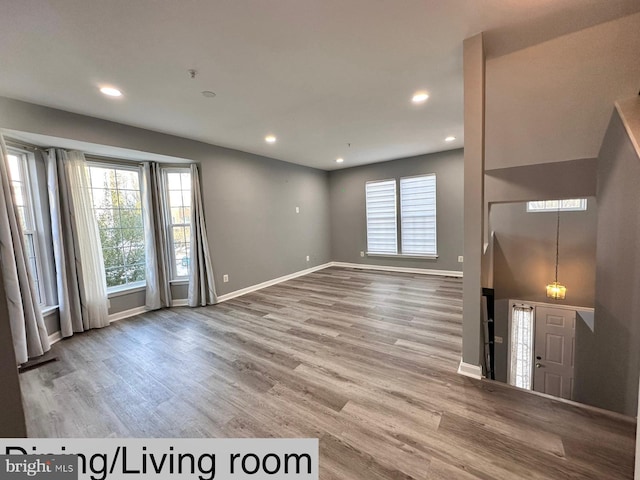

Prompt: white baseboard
[
  {"left": 330, "top": 261, "right": 463, "bottom": 278},
  {"left": 457, "top": 359, "right": 483, "bottom": 380},
  {"left": 47, "top": 306, "right": 152, "bottom": 342},
  {"left": 108, "top": 305, "right": 149, "bottom": 323},
  {"left": 172, "top": 299, "right": 189, "bottom": 307},
  {"left": 217, "top": 263, "right": 333, "bottom": 303},
  {"left": 48, "top": 330, "right": 62, "bottom": 346}
]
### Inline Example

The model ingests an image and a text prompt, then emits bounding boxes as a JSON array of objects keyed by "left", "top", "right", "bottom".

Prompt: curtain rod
[{"left": 3, "top": 137, "right": 48, "bottom": 153}]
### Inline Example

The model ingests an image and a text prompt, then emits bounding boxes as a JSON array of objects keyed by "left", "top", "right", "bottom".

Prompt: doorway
[{"left": 508, "top": 302, "right": 577, "bottom": 400}]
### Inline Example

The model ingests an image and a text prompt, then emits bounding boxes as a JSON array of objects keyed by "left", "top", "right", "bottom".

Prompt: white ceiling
[{"left": 1, "top": 0, "right": 638, "bottom": 170}]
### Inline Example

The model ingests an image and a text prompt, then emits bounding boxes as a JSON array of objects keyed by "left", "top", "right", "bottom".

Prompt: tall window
[
  {"left": 400, "top": 174, "right": 437, "bottom": 256},
  {"left": 165, "top": 169, "right": 192, "bottom": 279},
  {"left": 6, "top": 150, "right": 45, "bottom": 304},
  {"left": 365, "top": 179, "right": 397, "bottom": 254},
  {"left": 365, "top": 174, "right": 437, "bottom": 256},
  {"left": 87, "top": 164, "right": 145, "bottom": 290},
  {"left": 509, "top": 305, "right": 534, "bottom": 390}
]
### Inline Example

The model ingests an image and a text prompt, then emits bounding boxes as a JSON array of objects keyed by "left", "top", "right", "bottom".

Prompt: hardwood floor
[{"left": 20, "top": 267, "right": 636, "bottom": 479}]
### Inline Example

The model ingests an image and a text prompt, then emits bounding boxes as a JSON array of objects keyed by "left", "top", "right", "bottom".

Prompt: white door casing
[{"left": 533, "top": 306, "right": 575, "bottom": 399}]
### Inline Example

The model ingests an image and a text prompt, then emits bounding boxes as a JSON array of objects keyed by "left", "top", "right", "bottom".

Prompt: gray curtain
[
  {"left": 46, "top": 149, "right": 83, "bottom": 336},
  {"left": 188, "top": 164, "right": 216, "bottom": 306},
  {"left": 46, "top": 148, "right": 109, "bottom": 335},
  {"left": 141, "top": 162, "right": 172, "bottom": 309},
  {"left": 0, "top": 135, "right": 50, "bottom": 364}
]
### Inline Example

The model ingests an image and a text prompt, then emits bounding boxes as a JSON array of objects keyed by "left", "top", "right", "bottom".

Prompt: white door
[{"left": 533, "top": 306, "right": 575, "bottom": 400}]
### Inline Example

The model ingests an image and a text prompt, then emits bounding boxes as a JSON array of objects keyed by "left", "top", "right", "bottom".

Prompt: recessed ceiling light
[
  {"left": 336, "top": 158, "right": 344, "bottom": 163},
  {"left": 100, "top": 86, "right": 122, "bottom": 97},
  {"left": 412, "top": 91, "right": 429, "bottom": 103},
  {"left": 265, "top": 135, "right": 277, "bottom": 143},
  {"left": 445, "top": 136, "right": 456, "bottom": 142},
  {"left": 201, "top": 91, "right": 216, "bottom": 98}
]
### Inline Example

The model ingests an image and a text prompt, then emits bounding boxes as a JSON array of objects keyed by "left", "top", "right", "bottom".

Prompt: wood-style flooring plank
[{"left": 19, "top": 267, "right": 636, "bottom": 479}]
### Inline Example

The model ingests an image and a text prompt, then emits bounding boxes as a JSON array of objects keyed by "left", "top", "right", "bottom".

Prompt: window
[
  {"left": 527, "top": 198, "right": 587, "bottom": 212},
  {"left": 365, "top": 174, "right": 437, "bottom": 256},
  {"left": 6, "top": 150, "right": 46, "bottom": 304},
  {"left": 87, "top": 164, "right": 145, "bottom": 290},
  {"left": 400, "top": 174, "right": 437, "bottom": 256},
  {"left": 164, "top": 169, "right": 192, "bottom": 279},
  {"left": 509, "top": 305, "right": 534, "bottom": 390},
  {"left": 365, "top": 179, "right": 397, "bottom": 254}
]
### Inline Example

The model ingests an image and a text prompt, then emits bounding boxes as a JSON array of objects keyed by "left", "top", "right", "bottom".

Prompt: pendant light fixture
[{"left": 546, "top": 208, "right": 567, "bottom": 300}]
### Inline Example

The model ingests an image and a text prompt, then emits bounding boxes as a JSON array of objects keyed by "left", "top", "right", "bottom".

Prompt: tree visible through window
[
  {"left": 88, "top": 165, "right": 145, "bottom": 289},
  {"left": 165, "top": 169, "right": 192, "bottom": 279},
  {"left": 6, "top": 150, "right": 45, "bottom": 304}
]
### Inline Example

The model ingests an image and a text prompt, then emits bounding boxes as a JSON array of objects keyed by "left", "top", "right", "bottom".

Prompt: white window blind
[
  {"left": 365, "top": 179, "right": 397, "bottom": 254},
  {"left": 400, "top": 174, "right": 437, "bottom": 256}
]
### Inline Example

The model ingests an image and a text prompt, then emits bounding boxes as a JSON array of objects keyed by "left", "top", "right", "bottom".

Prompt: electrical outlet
[
  {"left": 295, "top": 206, "right": 300, "bottom": 213},
  {"left": 458, "top": 255, "right": 464, "bottom": 263},
  {"left": 360, "top": 251, "right": 365, "bottom": 257},
  {"left": 223, "top": 274, "right": 229, "bottom": 283},
  {"left": 495, "top": 336, "right": 503, "bottom": 344},
  {"left": 306, "top": 255, "right": 310, "bottom": 262}
]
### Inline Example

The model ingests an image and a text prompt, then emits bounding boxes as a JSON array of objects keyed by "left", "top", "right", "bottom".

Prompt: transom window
[
  {"left": 365, "top": 174, "right": 437, "bottom": 256},
  {"left": 6, "top": 149, "right": 46, "bottom": 304},
  {"left": 87, "top": 164, "right": 145, "bottom": 290},
  {"left": 164, "top": 169, "right": 192, "bottom": 279},
  {"left": 527, "top": 199, "right": 587, "bottom": 212}
]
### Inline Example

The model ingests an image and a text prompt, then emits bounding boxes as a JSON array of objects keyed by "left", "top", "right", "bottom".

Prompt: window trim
[
  {"left": 86, "top": 161, "right": 147, "bottom": 292},
  {"left": 365, "top": 174, "right": 438, "bottom": 259},
  {"left": 526, "top": 198, "right": 588, "bottom": 212},
  {"left": 365, "top": 178, "right": 398, "bottom": 255},
  {"left": 399, "top": 173, "right": 438, "bottom": 257},
  {"left": 7, "top": 147, "right": 48, "bottom": 306},
  {"left": 162, "top": 167, "right": 192, "bottom": 280}
]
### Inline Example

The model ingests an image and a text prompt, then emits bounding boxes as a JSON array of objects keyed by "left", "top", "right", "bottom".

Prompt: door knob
[{"left": 535, "top": 362, "right": 542, "bottom": 368}]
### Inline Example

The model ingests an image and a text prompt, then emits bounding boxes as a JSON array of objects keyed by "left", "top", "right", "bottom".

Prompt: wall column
[{"left": 461, "top": 33, "right": 485, "bottom": 375}]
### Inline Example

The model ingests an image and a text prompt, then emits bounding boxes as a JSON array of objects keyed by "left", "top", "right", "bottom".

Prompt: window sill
[
  {"left": 366, "top": 252, "right": 438, "bottom": 260},
  {"left": 169, "top": 279, "right": 189, "bottom": 285},
  {"left": 42, "top": 305, "right": 59, "bottom": 317},
  {"left": 107, "top": 283, "right": 146, "bottom": 298}
]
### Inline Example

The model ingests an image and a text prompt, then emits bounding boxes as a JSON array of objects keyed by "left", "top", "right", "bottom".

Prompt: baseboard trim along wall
[
  {"left": 216, "top": 261, "right": 463, "bottom": 303},
  {"left": 331, "top": 261, "right": 463, "bottom": 278},
  {"left": 47, "top": 303, "right": 182, "bottom": 342},
  {"left": 108, "top": 305, "right": 149, "bottom": 323},
  {"left": 47, "top": 262, "right": 462, "bottom": 338},
  {"left": 216, "top": 263, "right": 333, "bottom": 303},
  {"left": 457, "top": 359, "right": 483, "bottom": 380},
  {"left": 48, "top": 331, "right": 62, "bottom": 346}
]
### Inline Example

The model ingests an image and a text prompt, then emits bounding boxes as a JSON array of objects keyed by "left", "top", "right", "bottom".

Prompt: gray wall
[
  {"left": 203, "top": 152, "right": 330, "bottom": 293},
  {"left": 573, "top": 110, "right": 640, "bottom": 416},
  {"left": 490, "top": 200, "right": 598, "bottom": 384},
  {"left": 0, "top": 97, "right": 331, "bottom": 334},
  {"left": 328, "top": 149, "right": 463, "bottom": 272},
  {"left": 491, "top": 200, "right": 597, "bottom": 308},
  {"left": 485, "top": 158, "right": 598, "bottom": 204},
  {"left": 493, "top": 299, "right": 510, "bottom": 383}
]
